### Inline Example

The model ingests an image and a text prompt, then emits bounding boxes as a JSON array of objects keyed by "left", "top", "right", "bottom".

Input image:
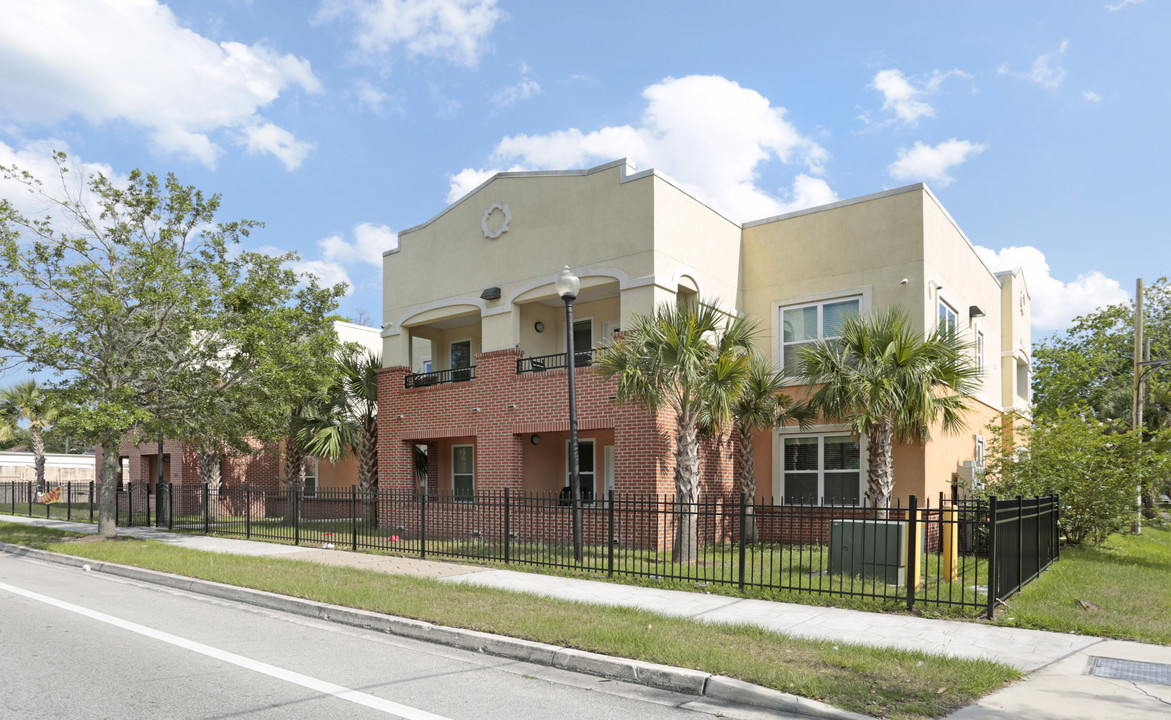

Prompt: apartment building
[{"left": 378, "top": 160, "right": 1030, "bottom": 506}]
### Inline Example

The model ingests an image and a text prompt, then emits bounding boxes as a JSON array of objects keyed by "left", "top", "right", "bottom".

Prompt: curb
[{"left": 1, "top": 541, "right": 868, "bottom": 720}]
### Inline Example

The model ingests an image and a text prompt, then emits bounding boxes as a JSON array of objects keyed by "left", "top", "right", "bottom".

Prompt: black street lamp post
[{"left": 556, "top": 265, "right": 584, "bottom": 562}]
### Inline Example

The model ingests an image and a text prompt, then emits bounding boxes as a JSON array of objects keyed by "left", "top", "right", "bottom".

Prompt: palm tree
[
  {"left": 0, "top": 381, "right": 63, "bottom": 493},
  {"left": 798, "top": 308, "right": 980, "bottom": 513},
  {"left": 728, "top": 355, "right": 813, "bottom": 541},
  {"left": 297, "top": 349, "right": 381, "bottom": 526},
  {"left": 595, "top": 301, "right": 755, "bottom": 563}
]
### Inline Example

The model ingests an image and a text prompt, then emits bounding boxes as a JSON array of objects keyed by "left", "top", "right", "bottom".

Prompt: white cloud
[
  {"left": 318, "top": 0, "right": 502, "bottom": 67},
  {"left": 0, "top": 139, "right": 126, "bottom": 230},
  {"left": 871, "top": 70, "right": 935, "bottom": 124},
  {"left": 240, "top": 122, "right": 316, "bottom": 171},
  {"left": 887, "top": 139, "right": 986, "bottom": 187},
  {"left": 493, "top": 78, "right": 541, "bottom": 107},
  {"left": 1083, "top": 91, "right": 1102, "bottom": 103},
  {"left": 353, "top": 79, "right": 391, "bottom": 113},
  {"left": 291, "top": 259, "right": 354, "bottom": 295},
  {"left": 1106, "top": 0, "right": 1145, "bottom": 10},
  {"left": 974, "top": 245, "right": 1129, "bottom": 330},
  {"left": 0, "top": 1, "right": 321, "bottom": 169},
  {"left": 449, "top": 75, "right": 832, "bottom": 222},
  {"left": 998, "top": 40, "right": 1069, "bottom": 89},
  {"left": 319, "top": 222, "right": 398, "bottom": 267}
]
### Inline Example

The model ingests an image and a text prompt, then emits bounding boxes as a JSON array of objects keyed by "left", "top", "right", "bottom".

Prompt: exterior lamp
[{"left": 557, "top": 265, "right": 584, "bottom": 563}]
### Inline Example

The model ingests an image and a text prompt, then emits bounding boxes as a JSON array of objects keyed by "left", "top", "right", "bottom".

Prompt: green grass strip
[
  {"left": 0, "top": 522, "right": 1016, "bottom": 719},
  {"left": 997, "top": 523, "right": 1171, "bottom": 645}
]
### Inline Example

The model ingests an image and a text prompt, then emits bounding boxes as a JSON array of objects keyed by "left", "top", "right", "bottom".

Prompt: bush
[{"left": 978, "top": 410, "right": 1145, "bottom": 545}]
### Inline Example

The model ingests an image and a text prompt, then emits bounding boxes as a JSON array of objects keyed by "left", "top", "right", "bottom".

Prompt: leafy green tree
[
  {"left": 0, "top": 153, "right": 343, "bottom": 537},
  {"left": 725, "top": 355, "right": 812, "bottom": 541},
  {"left": 1032, "top": 278, "right": 1171, "bottom": 515},
  {"left": 595, "top": 301, "right": 755, "bottom": 564},
  {"left": 0, "top": 381, "right": 65, "bottom": 492},
  {"left": 979, "top": 411, "right": 1157, "bottom": 545},
  {"left": 297, "top": 349, "right": 381, "bottom": 526},
  {"left": 798, "top": 308, "right": 981, "bottom": 512}
]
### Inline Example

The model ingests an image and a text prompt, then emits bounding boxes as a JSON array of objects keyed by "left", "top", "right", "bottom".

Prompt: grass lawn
[
  {"left": 996, "top": 522, "right": 1171, "bottom": 645},
  {"left": 0, "top": 521, "right": 1016, "bottom": 720}
]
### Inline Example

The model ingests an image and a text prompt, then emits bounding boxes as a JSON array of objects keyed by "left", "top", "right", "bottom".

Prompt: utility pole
[{"left": 1132, "top": 278, "right": 1143, "bottom": 535}]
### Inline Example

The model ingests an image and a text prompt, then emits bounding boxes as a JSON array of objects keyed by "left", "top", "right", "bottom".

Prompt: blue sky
[{"left": 0, "top": 0, "right": 1165, "bottom": 335}]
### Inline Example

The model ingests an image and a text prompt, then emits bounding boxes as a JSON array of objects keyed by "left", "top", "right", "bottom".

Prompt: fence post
[
  {"left": 45, "top": 482, "right": 51, "bottom": 518},
  {"left": 351, "top": 485, "right": 358, "bottom": 552},
  {"left": 607, "top": 490, "right": 615, "bottom": 577},
  {"left": 166, "top": 483, "right": 173, "bottom": 531},
  {"left": 738, "top": 492, "right": 747, "bottom": 591},
  {"left": 67, "top": 482, "right": 72, "bottom": 521},
  {"left": 146, "top": 481, "right": 152, "bottom": 528},
  {"left": 986, "top": 496, "right": 998, "bottom": 619},
  {"left": 293, "top": 486, "right": 301, "bottom": 546},
  {"left": 1016, "top": 495, "right": 1024, "bottom": 594},
  {"left": 906, "top": 494, "right": 919, "bottom": 611},
  {"left": 1053, "top": 494, "right": 1060, "bottom": 561},
  {"left": 419, "top": 488, "right": 427, "bottom": 559},
  {"left": 202, "top": 483, "right": 210, "bottom": 534},
  {"left": 88, "top": 481, "right": 94, "bottom": 523},
  {"left": 28, "top": 480, "right": 33, "bottom": 517},
  {"left": 503, "top": 488, "right": 511, "bottom": 565}
]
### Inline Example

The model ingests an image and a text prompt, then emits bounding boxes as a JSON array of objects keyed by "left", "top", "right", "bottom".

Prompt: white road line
[{"left": 0, "top": 580, "right": 452, "bottom": 720}]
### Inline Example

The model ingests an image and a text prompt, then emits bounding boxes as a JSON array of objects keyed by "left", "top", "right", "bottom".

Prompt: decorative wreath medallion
[
  {"left": 481, "top": 202, "right": 511, "bottom": 239},
  {"left": 1019, "top": 292, "right": 1026, "bottom": 316}
]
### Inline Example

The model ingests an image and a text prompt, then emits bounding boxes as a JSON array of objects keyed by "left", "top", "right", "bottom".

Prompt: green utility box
[{"left": 829, "top": 519, "right": 924, "bottom": 586}]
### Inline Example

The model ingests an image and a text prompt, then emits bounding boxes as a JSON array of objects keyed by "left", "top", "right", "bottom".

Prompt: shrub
[{"left": 978, "top": 410, "right": 1145, "bottom": 545}]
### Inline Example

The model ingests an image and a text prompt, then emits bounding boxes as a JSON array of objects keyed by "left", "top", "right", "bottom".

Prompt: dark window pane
[
  {"left": 784, "top": 473, "right": 818, "bottom": 504},
  {"left": 784, "top": 436, "right": 818, "bottom": 471},
  {"left": 824, "top": 472, "right": 860, "bottom": 505}
]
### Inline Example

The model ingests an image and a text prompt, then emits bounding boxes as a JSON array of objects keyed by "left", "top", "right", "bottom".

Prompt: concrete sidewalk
[{"left": 5, "top": 514, "right": 1170, "bottom": 719}]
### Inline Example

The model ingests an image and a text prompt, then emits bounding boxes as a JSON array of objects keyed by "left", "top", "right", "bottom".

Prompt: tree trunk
[
  {"left": 97, "top": 434, "right": 121, "bottom": 538},
  {"left": 31, "top": 428, "right": 46, "bottom": 494},
  {"left": 358, "top": 419, "right": 378, "bottom": 528},
  {"left": 673, "top": 418, "right": 702, "bottom": 564},
  {"left": 283, "top": 440, "right": 305, "bottom": 526},
  {"left": 735, "top": 425, "right": 758, "bottom": 543},
  {"left": 198, "top": 450, "right": 222, "bottom": 489},
  {"left": 865, "top": 418, "right": 895, "bottom": 518}
]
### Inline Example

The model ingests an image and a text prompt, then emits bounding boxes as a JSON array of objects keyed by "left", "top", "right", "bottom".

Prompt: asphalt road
[{"left": 0, "top": 553, "right": 784, "bottom": 720}]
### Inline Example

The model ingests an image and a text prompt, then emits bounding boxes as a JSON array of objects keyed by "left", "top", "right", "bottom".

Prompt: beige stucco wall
[
  {"left": 740, "top": 186, "right": 929, "bottom": 364},
  {"left": 651, "top": 177, "right": 742, "bottom": 313}
]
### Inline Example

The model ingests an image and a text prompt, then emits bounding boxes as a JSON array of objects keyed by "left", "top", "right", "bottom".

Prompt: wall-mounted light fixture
[
  {"left": 534, "top": 321, "right": 545, "bottom": 333},
  {"left": 900, "top": 278, "right": 910, "bottom": 286},
  {"left": 969, "top": 305, "right": 986, "bottom": 318},
  {"left": 394, "top": 414, "right": 405, "bottom": 420},
  {"left": 471, "top": 407, "right": 481, "bottom": 413},
  {"left": 480, "top": 286, "right": 501, "bottom": 301},
  {"left": 505, "top": 403, "right": 518, "bottom": 409},
  {"left": 530, "top": 434, "right": 541, "bottom": 445}
]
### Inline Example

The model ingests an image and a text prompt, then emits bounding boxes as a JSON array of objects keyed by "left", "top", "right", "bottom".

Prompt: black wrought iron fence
[{"left": 0, "top": 480, "right": 1058, "bottom": 619}]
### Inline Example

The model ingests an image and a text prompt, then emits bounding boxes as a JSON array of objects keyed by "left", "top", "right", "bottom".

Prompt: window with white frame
[
  {"left": 976, "top": 331, "right": 985, "bottom": 376},
  {"left": 782, "top": 434, "right": 862, "bottom": 505},
  {"left": 938, "top": 300, "right": 958, "bottom": 336},
  {"left": 452, "top": 445, "right": 474, "bottom": 500},
  {"left": 303, "top": 457, "right": 319, "bottom": 497},
  {"left": 781, "top": 297, "right": 861, "bottom": 376},
  {"left": 975, "top": 435, "right": 986, "bottom": 469},
  {"left": 565, "top": 439, "right": 596, "bottom": 502}
]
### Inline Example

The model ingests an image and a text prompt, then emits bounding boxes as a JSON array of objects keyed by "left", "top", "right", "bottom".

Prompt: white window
[
  {"left": 938, "top": 300, "right": 958, "bottom": 336},
  {"left": 976, "top": 331, "right": 985, "bottom": 376},
  {"left": 975, "top": 435, "right": 986, "bottom": 469},
  {"left": 304, "top": 457, "right": 319, "bottom": 497},
  {"left": 452, "top": 445, "right": 474, "bottom": 500},
  {"left": 781, "top": 297, "right": 861, "bottom": 376},
  {"left": 565, "top": 439, "right": 596, "bottom": 503},
  {"left": 782, "top": 434, "right": 862, "bottom": 505}
]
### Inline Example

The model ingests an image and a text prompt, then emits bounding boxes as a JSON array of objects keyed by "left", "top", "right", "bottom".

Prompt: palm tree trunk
[
  {"left": 283, "top": 441, "right": 305, "bottom": 526},
  {"left": 358, "top": 420, "right": 378, "bottom": 528},
  {"left": 735, "top": 426, "right": 758, "bottom": 543},
  {"left": 673, "top": 418, "right": 702, "bottom": 564},
  {"left": 866, "top": 418, "right": 896, "bottom": 518},
  {"left": 198, "top": 450, "right": 222, "bottom": 489},
  {"left": 31, "top": 428, "right": 46, "bottom": 494}
]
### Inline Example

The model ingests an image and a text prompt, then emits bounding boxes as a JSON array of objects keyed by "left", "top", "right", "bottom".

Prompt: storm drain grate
[{"left": 1088, "top": 657, "right": 1171, "bottom": 686}]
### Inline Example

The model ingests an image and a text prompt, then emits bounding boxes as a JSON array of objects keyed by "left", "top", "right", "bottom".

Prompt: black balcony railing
[
  {"left": 404, "top": 365, "right": 476, "bottom": 388},
  {"left": 516, "top": 348, "right": 595, "bottom": 374}
]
